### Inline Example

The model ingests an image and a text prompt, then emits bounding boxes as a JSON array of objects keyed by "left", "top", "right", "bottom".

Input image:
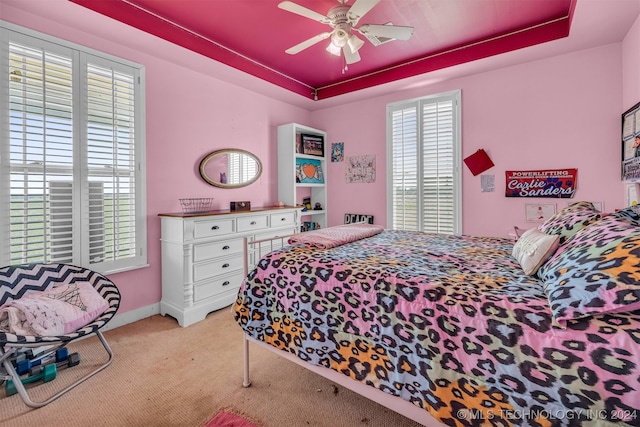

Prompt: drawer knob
[
  {"left": 211, "top": 225, "right": 219, "bottom": 230},
  {"left": 250, "top": 221, "right": 257, "bottom": 225},
  {"left": 281, "top": 217, "right": 286, "bottom": 221},
  {"left": 222, "top": 263, "right": 230, "bottom": 268},
  {"left": 222, "top": 245, "right": 230, "bottom": 250},
  {"left": 222, "top": 281, "right": 230, "bottom": 286}
]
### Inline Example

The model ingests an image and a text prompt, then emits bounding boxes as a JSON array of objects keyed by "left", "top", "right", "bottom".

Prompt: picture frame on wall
[
  {"left": 622, "top": 101, "right": 640, "bottom": 181},
  {"left": 525, "top": 203, "right": 556, "bottom": 222},
  {"left": 301, "top": 134, "right": 324, "bottom": 157},
  {"left": 295, "top": 157, "right": 324, "bottom": 184}
]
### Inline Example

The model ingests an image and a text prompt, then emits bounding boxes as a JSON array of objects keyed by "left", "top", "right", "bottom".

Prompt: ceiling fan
[{"left": 278, "top": 0, "right": 414, "bottom": 65}]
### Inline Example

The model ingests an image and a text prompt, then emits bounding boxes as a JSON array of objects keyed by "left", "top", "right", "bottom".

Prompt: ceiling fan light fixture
[
  {"left": 326, "top": 42, "right": 342, "bottom": 56},
  {"left": 347, "top": 34, "right": 364, "bottom": 53},
  {"left": 331, "top": 29, "right": 349, "bottom": 47},
  {"left": 280, "top": 0, "right": 413, "bottom": 66}
]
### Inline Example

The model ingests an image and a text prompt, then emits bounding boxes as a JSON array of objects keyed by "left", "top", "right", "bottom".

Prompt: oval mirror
[{"left": 199, "top": 149, "right": 262, "bottom": 188}]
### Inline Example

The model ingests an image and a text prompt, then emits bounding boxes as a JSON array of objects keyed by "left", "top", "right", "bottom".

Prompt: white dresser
[{"left": 159, "top": 206, "right": 300, "bottom": 327}]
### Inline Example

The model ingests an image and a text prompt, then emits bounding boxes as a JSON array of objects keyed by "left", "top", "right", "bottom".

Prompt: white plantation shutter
[
  {"left": 422, "top": 98, "right": 456, "bottom": 234},
  {"left": 0, "top": 23, "right": 147, "bottom": 274},
  {"left": 6, "top": 40, "right": 74, "bottom": 264},
  {"left": 387, "top": 91, "right": 461, "bottom": 234},
  {"left": 390, "top": 103, "right": 419, "bottom": 230},
  {"left": 85, "top": 60, "right": 138, "bottom": 269}
]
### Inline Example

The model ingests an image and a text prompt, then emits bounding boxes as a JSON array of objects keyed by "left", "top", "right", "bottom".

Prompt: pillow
[
  {"left": 537, "top": 207, "right": 640, "bottom": 327},
  {"left": 538, "top": 201, "right": 601, "bottom": 245},
  {"left": 512, "top": 228, "right": 560, "bottom": 275}
]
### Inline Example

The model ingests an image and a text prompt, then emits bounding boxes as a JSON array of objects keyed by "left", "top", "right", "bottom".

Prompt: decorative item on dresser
[
  {"left": 158, "top": 206, "right": 300, "bottom": 327},
  {"left": 230, "top": 201, "right": 251, "bottom": 211}
]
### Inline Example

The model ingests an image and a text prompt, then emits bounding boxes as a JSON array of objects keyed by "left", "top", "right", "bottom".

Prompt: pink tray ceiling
[{"left": 69, "top": 0, "right": 575, "bottom": 100}]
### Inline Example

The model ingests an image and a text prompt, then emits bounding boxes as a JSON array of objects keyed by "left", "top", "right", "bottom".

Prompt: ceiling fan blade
[
  {"left": 278, "top": 1, "right": 329, "bottom": 24},
  {"left": 357, "top": 24, "right": 414, "bottom": 40},
  {"left": 285, "top": 32, "right": 332, "bottom": 54},
  {"left": 343, "top": 46, "right": 361, "bottom": 64},
  {"left": 347, "top": 0, "right": 381, "bottom": 25}
]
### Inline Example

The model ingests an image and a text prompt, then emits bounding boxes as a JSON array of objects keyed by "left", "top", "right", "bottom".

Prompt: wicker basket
[{"left": 179, "top": 198, "right": 214, "bottom": 214}]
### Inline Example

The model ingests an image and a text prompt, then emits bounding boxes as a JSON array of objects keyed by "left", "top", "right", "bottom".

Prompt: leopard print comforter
[{"left": 234, "top": 230, "right": 640, "bottom": 426}]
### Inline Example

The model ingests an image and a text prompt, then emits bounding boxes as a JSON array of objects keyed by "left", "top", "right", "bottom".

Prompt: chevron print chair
[{"left": 0, "top": 263, "right": 120, "bottom": 407}]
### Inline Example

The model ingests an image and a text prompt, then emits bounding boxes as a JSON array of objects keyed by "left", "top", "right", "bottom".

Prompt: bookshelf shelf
[{"left": 278, "top": 123, "right": 328, "bottom": 231}]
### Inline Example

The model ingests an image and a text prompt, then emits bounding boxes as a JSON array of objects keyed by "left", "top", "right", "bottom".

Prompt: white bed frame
[{"left": 241, "top": 235, "right": 443, "bottom": 427}]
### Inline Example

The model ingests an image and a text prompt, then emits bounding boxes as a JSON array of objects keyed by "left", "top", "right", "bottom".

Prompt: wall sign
[
  {"left": 344, "top": 213, "right": 374, "bottom": 224},
  {"left": 505, "top": 169, "right": 577, "bottom": 198}
]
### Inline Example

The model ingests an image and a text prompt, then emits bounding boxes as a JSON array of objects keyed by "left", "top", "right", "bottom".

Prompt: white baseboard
[{"left": 102, "top": 303, "right": 161, "bottom": 332}]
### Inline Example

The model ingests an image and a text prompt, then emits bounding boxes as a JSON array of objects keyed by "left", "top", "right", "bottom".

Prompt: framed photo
[
  {"left": 301, "top": 134, "right": 324, "bottom": 157},
  {"left": 331, "top": 142, "right": 344, "bottom": 162},
  {"left": 525, "top": 203, "right": 556, "bottom": 222},
  {"left": 295, "top": 158, "right": 324, "bottom": 184},
  {"left": 622, "top": 101, "right": 640, "bottom": 181}
]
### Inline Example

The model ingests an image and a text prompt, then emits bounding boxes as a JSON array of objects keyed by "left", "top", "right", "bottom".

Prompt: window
[
  {"left": 0, "top": 22, "right": 147, "bottom": 274},
  {"left": 386, "top": 90, "right": 461, "bottom": 234}
]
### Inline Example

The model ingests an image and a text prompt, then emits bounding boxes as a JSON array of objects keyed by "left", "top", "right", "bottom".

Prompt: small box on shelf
[{"left": 301, "top": 221, "right": 321, "bottom": 232}]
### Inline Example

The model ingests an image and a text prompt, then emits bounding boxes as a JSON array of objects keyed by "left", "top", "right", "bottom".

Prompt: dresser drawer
[
  {"left": 193, "top": 218, "right": 235, "bottom": 239},
  {"left": 237, "top": 215, "right": 268, "bottom": 232},
  {"left": 193, "top": 238, "right": 244, "bottom": 263},
  {"left": 193, "top": 271, "right": 244, "bottom": 302},
  {"left": 270, "top": 211, "right": 296, "bottom": 227},
  {"left": 193, "top": 253, "right": 244, "bottom": 282}
]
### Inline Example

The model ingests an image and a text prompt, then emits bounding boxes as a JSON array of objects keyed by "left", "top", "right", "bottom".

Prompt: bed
[{"left": 234, "top": 202, "right": 640, "bottom": 426}]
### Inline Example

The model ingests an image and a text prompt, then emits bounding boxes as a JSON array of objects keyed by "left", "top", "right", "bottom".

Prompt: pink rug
[{"left": 204, "top": 411, "right": 259, "bottom": 427}]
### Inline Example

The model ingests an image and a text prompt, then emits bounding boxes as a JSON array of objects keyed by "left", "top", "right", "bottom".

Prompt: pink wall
[
  {"left": 622, "top": 13, "right": 640, "bottom": 110},
  {"left": 314, "top": 43, "right": 627, "bottom": 238},
  {"left": 3, "top": 0, "right": 638, "bottom": 318},
  {"left": 2, "top": 1, "right": 311, "bottom": 314}
]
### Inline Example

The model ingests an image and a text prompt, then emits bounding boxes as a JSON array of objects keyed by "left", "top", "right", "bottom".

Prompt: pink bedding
[{"left": 287, "top": 223, "right": 384, "bottom": 249}]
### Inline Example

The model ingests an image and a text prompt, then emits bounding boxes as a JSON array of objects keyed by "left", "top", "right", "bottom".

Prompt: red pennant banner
[{"left": 505, "top": 169, "right": 577, "bottom": 198}]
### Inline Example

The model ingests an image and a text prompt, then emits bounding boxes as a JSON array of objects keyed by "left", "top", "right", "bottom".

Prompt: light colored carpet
[{"left": 0, "top": 308, "right": 423, "bottom": 427}]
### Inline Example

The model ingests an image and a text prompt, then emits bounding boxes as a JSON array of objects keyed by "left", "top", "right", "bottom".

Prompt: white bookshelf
[{"left": 278, "top": 123, "right": 328, "bottom": 230}]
